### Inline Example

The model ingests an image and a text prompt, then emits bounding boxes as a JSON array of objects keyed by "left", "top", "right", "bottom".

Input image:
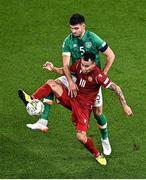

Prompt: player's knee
[
  {"left": 55, "top": 79, "right": 62, "bottom": 85},
  {"left": 47, "top": 80, "right": 58, "bottom": 90},
  {"left": 76, "top": 133, "right": 87, "bottom": 144},
  {"left": 46, "top": 79, "right": 55, "bottom": 85}
]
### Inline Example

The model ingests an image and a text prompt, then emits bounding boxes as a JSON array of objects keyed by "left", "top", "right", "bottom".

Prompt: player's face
[
  {"left": 81, "top": 59, "right": 95, "bottom": 74},
  {"left": 70, "top": 23, "right": 85, "bottom": 37}
]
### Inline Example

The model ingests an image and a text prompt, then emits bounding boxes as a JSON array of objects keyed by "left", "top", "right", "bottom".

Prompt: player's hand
[
  {"left": 43, "top": 61, "right": 54, "bottom": 71},
  {"left": 103, "top": 71, "right": 107, "bottom": 75},
  {"left": 123, "top": 104, "right": 133, "bottom": 116},
  {"left": 68, "top": 80, "right": 78, "bottom": 98}
]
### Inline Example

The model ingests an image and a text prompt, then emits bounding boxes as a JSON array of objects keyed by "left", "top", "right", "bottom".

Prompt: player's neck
[{"left": 79, "top": 30, "right": 86, "bottom": 39}]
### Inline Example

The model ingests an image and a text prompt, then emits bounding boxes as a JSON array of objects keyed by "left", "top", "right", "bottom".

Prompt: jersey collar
[
  {"left": 80, "top": 30, "right": 88, "bottom": 41},
  {"left": 72, "top": 30, "right": 88, "bottom": 40}
]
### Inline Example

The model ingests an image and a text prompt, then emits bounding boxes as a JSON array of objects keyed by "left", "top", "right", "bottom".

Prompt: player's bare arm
[
  {"left": 43, "top": 61, "right": 64, "bottom": 75},
  {"left": 63, "top": 55, "right": 78, "bottom": 98},
  {"left": 108, "top": 82, "right": 133, "bottom": 116},
  {"left": 102, "top": 47, "right": 115, "bottom": 75}
]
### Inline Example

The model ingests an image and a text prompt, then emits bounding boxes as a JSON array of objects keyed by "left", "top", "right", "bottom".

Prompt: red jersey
[
  {"left": 70, "top": 60, "right": 112, "bottom": 109},
  {"left": 57, "top": 60, "right": 112, "bottom": 132}
]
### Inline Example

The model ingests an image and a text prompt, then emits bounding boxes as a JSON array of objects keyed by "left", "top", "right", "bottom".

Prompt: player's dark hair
[
  {"left": 69, "top": 13, "right": 85, "bottom": 25},
  {"left": 82, "top": 52, "right": 96, "bottom": 62}
]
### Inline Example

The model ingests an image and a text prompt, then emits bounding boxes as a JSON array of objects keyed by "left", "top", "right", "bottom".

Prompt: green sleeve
[
  {"left": 62, "top": 36, "right": 70, "bottom": 53},
  {"left": 91, "top": 32, "right": 105, "bottom": 50}
]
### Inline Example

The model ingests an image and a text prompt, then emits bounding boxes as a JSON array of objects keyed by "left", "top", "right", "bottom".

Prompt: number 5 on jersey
[{"left": 80, "top": 46, "right": 85, "bottom": 55}]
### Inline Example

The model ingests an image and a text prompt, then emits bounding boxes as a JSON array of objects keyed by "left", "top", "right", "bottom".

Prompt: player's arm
[
  {"left": 102, "top": 46, "right": 115, "bottom": 75},
  {"left": 62, "top": 37, "right": 73, "bottom": 83},
  {"left": 63, "top": 54, "right": 73, "bottom": 82},
  {"left": 108, "top": 82, "right": 133, "bottom": 116},
  {"left": 43, "top": 61, "right": 64, "bottom": 75},
  {"left": 96, "top": 70, "right": 133, "bottom": 116},
  {"left": 94, "top": 34, "right": 115, "bottom": 74},
  {"left": 63, "top": 55, "right": 78, "bottom": 97}
]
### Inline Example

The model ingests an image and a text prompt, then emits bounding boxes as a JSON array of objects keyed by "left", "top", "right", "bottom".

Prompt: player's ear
[
  {"left": 91, "top": 61, "right": 96, "bottom": 68},
  {"left": 83, "top": 23, "right": 86, "bottom": 28}
]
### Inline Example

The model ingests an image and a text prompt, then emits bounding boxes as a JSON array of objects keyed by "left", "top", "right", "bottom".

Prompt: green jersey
[{"left": 62, "top": 30, "right": 108, "bottom": 68}]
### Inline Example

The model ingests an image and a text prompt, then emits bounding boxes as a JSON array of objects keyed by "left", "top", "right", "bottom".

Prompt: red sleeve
[
  {"left": 69, "top": 60, "right": 80, "bottom": 74},
  {"left": 95, "top": 69, "right": 112, "bottom": 88}
]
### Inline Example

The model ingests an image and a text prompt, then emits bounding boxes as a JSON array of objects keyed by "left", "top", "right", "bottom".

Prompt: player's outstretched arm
[
  {"left": 43, "top": 61, "right": 64, "bottom": 75},
  {"left": 108, "top": 82, "right": 133, "bottom": 116},
  {"left": 103, "top": 47, "right": 115, "bottom": 75}
]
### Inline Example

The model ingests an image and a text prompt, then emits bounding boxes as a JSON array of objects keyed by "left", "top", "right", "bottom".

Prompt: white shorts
[
  {"left": 93, "top": 87, "right": 103, "bottom": 107},
  {"left": 57, "top": 75, "right": 77, "bottom": 88},
  {"left": 57, "top": 76, "right": 103, "bottom": 107}
]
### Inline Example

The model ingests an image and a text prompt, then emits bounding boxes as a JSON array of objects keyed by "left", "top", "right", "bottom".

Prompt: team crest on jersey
[
  {"left": 73, "top": 44, "right": 78, "bottom": 48},
  {"left": 88, "top": 76, "right": 93, "bottom": 82},
  {"left": 85, "top": 42, "right": 92, "bottom": 48}
]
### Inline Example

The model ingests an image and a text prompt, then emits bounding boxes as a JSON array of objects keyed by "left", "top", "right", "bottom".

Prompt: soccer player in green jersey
[
  {"left": 60, "top": 14, "right": 115, "bottom": 155},
  {"left": 24, "top": 14, "right": 115, "bottom": 156}
]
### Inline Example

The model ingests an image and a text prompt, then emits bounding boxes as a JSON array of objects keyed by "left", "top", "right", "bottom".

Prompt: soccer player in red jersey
[{"left": 18, "top": 52, "right": 133, "bottom": 165}]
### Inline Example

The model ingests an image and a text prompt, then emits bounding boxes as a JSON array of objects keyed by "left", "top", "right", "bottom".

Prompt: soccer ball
[{"left": 26, "top": 99, "right": 44, "bottom": 116}]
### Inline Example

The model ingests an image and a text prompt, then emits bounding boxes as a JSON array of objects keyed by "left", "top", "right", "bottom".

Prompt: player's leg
[
  {"left": 18, "top": 82, "right": 54, "bottom": 132},
  {"left": 26, "top": 93, "right": 54, "bottom": 132},
  {"left": 18, "top": 89, "right": 32, "bottom": 105},
  {"left": 26, "top": 76, "right": 74, "bottom": 131},
  {"left": 76, "top": 131, "right": 107, "bottom": 166},
  {"left": 36, "top": 92, "right": 54, "bottom": 126},
  {"left": 33, "top": 75, "right": 76, "bottom": 127},
  {"left": 18, "top": 80, "right": 63, "bottom": 132},
  {"left": 93, "top": 87, "right": 111, "bottom": 155},
  {"left": 32, "top": 76, "right": 71, "bottom": 126},
  {"left": 71, "top": 102, "right": 107, "bottom": 165},
  {"left": 18, "top": 82, "right": 54, "bottom": 105}
]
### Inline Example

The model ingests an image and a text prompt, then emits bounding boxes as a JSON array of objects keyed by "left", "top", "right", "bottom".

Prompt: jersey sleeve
[
  {"left": 95, "top": 69, "right": 112, "bottom": 88},
  {"left": 92, "top": 32, "right": 108, "bottom": 52},
  {"left": 62, "top": 36, "right": 71, "bottom": 56}
]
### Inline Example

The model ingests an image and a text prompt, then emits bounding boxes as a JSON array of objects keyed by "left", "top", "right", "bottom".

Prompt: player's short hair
[
  {"left": 82, "top": 52, "right": 96, "bottom": 62},
  {"left": 69, "top": 13, "right": 85, "bottom": 25}
]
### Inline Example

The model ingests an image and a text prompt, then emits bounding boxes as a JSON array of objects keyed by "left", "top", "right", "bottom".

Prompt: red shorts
[{"left": 57, "top": 86, "right": 91, "bottom": 132}]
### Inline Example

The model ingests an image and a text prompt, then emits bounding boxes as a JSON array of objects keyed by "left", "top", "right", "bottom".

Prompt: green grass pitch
[{"left": 0, "top": 0, "right": 146, "bottom": 178}]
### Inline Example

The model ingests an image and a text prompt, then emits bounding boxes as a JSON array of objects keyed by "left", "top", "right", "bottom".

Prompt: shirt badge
[
  {"left": 88, "top": 76, "right": 93, "bottom": 82},
  {"left": 73, "top": 44, "right": 78, "bottom": 48},
  {"left": 85, "top": 42, "right": 92, "bottom": 48}
]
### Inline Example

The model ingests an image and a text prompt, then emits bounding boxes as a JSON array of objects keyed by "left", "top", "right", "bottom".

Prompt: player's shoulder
[
  {"left": 87, "top": 31, "right": 105, "bottom": 47},
  {"left": 88, "top": 31, "right": 104, "bottom": 43},
  {"left": 75, "top": 59, "right": 81, "bottom": 66},
  {"left": 94, "top": 64, "right": 102, "bottom": 74},
  {"left": 64, "top": 33, "right": 74, "bottom": 42},
  {"left": 87, "top": 31, "right": 100, "bottom": 38}
]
